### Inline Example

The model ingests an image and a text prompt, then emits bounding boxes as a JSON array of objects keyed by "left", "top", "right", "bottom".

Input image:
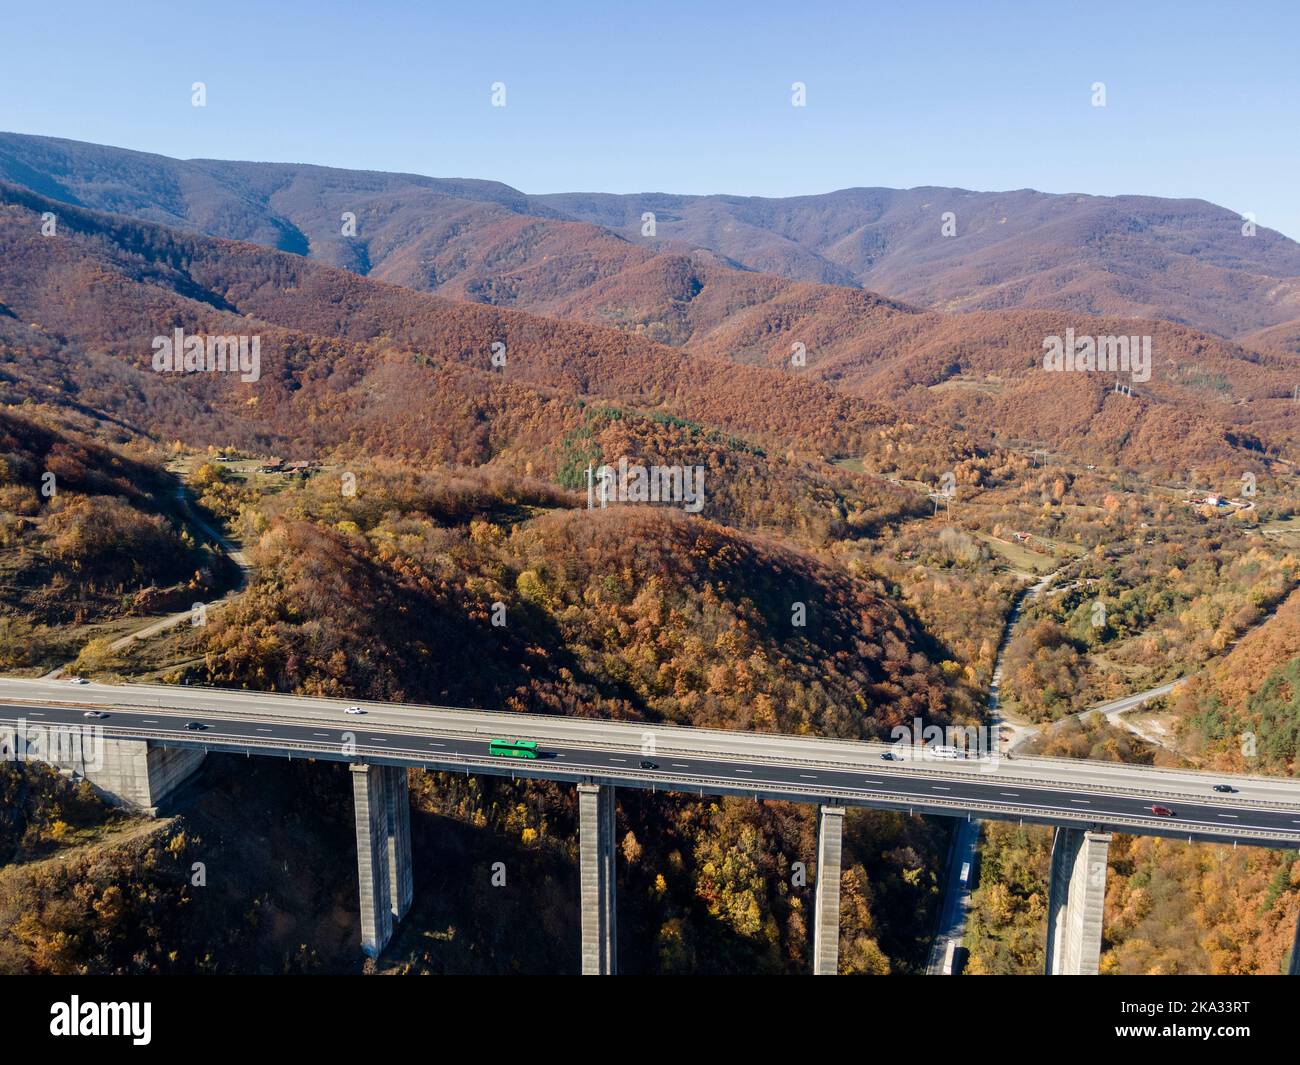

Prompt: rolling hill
[
  {"left": 0, "top": 179, "right": 987, "bottom": 499},
  {"left": 539, "top": 186, "right": 1300, "bottom": 339},
  {"left": 4, "top": 132, "right": 1300, "bottom": 340},
  {"left": 2, "top": 177, "right": 1297, "bottom": 479}
]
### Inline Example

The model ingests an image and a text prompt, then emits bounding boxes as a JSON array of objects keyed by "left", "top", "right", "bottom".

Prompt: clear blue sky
[{"left": 5, "top": 0, "right": 1299, "bottom": 237}]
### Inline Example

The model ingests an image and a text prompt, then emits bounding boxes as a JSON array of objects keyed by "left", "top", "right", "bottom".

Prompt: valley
[{"left": 1, "top": 131, "right": 1299, "bottom": 977}]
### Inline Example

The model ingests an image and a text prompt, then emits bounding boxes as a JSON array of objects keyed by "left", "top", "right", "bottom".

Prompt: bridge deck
[{"left": 3, "top": 678, "right": 1300, "bottom": 846}]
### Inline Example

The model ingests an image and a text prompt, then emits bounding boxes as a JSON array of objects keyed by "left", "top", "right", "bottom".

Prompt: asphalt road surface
[{"left": 3, "top": 678, "right": 1300, "bottom": 847}]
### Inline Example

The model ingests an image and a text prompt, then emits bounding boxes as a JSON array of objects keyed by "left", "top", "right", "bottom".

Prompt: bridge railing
[
  {"left": 11, "top": 682, "right": 1300, "bottom": 808},
  {"left": 92, "top": 725, "right": 1300, "bottom": 845},
  {"left": 71, "top": 714, "right": 1300, "bottom": 834}
]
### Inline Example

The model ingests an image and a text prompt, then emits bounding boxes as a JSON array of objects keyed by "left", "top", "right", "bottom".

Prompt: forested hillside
[
  {"left": 0, "top": 180, "right": 977, "bottom": 973},
  {"left": 0, "top": 410, "right": 223, "bottom": 671},
  {"left": 5, "top": 133, "right": 1300, "bottom": 339},
  {"left": 3, "top": 138, "right": 1300, "bottom": 976}
]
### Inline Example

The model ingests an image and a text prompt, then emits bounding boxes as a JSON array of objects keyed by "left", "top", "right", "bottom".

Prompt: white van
[{"left": 927, "top": 744, "right": 963, "bottom": 760}]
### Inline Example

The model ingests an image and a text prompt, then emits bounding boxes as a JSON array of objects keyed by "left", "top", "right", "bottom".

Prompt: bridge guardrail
[
  {"left": 222, "top": 718, "right": 1300, "bottom": 811},
  {"left": 78, "top": 724, "right": 1300, "bottom": 845},
  {"left": 2, "top": 670, "right": 1271, "bottom": 783},
  {"left": 61, "top": 680, "right": 1275, "bottom": 779},
  {"left": 12, "top": 694, "right": 1300, "bottom": 813}
]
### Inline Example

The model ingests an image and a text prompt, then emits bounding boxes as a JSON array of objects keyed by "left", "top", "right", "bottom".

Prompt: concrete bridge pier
[
  {"left": 384, "top": 765, "right": 414, "bottom": 921},
  {"left": 578, "top": 782, "right": 617, "bottom": 975},
  {"left": 0, "top": 727, "right": 203, "bottom": 815},
  {"left": 1045, "top": 826, "right": 1111, "bottom": 975},
  {"left": 351, "top": 763, "right": 414, "bottom": 956},
  {"left": 351, "top": 763, "right": 393, "bottom": 956},
  {"left": 813, "top": 805, "right": 846, "bottom": 975}
]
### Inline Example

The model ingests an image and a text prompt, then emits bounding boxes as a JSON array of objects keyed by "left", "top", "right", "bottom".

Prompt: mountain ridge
[
  {"left": 2, "top": 177, "right": 1297, "bottom": 476},
  {"left": 5, "top": 132, "right": 1300, "bottom": 340}
]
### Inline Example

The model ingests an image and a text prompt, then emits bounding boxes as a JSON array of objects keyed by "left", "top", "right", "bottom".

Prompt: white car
[
  {"left": 344, "top": 706, "right": 367, "bottom": 715},
  {"left": 83, "top": 710, "right": 108, "bottom": 719},
  {"left": 67, "top": 676, "right": 89, "bottom": 685}
]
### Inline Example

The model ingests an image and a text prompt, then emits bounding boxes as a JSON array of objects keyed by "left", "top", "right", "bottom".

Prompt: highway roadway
[
  {"left": 3, "top": 677, "right": 1300, "bottom": 846},
  {"left": 925, "top": 817, "right": 980, "bottom": 974}
]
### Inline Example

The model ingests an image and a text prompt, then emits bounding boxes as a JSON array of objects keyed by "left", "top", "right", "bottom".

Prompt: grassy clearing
[
  {"left": 976, "top": 533, "right": 1058, "bottom": 574},
  {"left": 1261, "top": 517, "right": 1300, "bottom": 549},
  {"left": 927, "top": 375, "right": 1006, "bottom": 395}
]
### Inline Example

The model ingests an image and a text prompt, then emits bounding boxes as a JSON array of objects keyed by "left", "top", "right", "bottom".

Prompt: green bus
[{"left": 489, "top": 738, "right": 539, "bottom": 759}]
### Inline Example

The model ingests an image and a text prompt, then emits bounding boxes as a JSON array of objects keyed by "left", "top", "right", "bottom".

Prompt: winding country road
[
  {"left": 44, "top": 481, "right": 250, "bottom": 676},
  {"left": 103, "top": 486, "right": 251, "bottom": 653},
  {"left": 926, "top": 569, "right": 1057, "bottom": 973}
]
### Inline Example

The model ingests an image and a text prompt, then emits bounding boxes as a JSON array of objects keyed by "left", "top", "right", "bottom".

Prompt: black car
[
  {"left": 1213, "top": 784, "right": 1236, "bottom": 793},
  {"left": 639, "top": 760, "right": 659, "bottom": 770},
  {"left": 880, "top": 751, "right": 896, "bottom": 761},
  {"left": 185, "top": 722, "right": 210, "bottom": 731}
]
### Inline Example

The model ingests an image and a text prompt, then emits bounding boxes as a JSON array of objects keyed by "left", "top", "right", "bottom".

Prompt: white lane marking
[
  {"left": 734, "top": 769, "right": 752, "bottom": 774},
  {"left": 1000, "top": 792, "right": 1020, "bottom": 796},
  {"left": 256, "top": 728, "right": 272, "bottom": 733},
  {"left": 142, "top": 719, "right": 158, "bottom": 723},
  {"left": 671, "top": 763, "right": 690, "bottom": 768},
  {"left": 1070, "top": 799, "right": 1090, "bottom": 805},
  {"left": 428, "top": 742, "right": 444, "bottom": 747},
  {"left": 609, "top": 758, "right": 626, "bottom": 763},
  {"left": 1217, "top": 814, "right": 1238, "bottom": 819},
  {"left": 932, "top": 785, "right": 950, "bottom": 791},
  {"left": 312, "top": 732, "right": 329, "bottom": 737},
  {"left": 862, "top": 780, "right": 884, "bottom": 785},
  {"left": 28, "top": 712, "right": 44, "bottom": 717},
  {"left": 369, "top": 738, "right": 387, "bottom": 743},
  {"left": 799, "top": 774, "right": 817, "bottom": 779},
  {"left": 555, "top": 755, "right": 565, "bottom": 759},
  {"left": 20, "top": 701, "right": 1300, "bottom": 840}
]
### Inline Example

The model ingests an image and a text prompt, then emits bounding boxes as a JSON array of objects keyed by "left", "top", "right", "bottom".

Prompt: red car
[{"left": 1150, "top": 805, "right": 1175, "bottom": 817}]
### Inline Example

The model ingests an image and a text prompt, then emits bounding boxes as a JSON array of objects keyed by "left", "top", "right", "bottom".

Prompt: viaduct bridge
[{"left": 3, "top": 677, "right": 1300, "bottom": 975}]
